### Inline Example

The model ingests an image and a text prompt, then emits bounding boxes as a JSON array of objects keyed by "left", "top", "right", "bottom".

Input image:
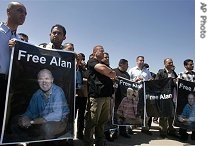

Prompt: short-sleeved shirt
[
  {"left": 0, "top": 22, "right": 19, "bottom": 74},
  {"left": 87, "top": 58, "right": 113, "bottom": 98}
]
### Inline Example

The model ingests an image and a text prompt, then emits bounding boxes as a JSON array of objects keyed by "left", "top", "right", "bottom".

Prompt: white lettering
[
  {"left": 179, "top": 83, "right": 192, "bottom": 91},
  {"left": 17, "top": 50, "right": 46, "bottom": 64},
  {"left": 50, "top": 57, "right": 72, "bottom": 68}
]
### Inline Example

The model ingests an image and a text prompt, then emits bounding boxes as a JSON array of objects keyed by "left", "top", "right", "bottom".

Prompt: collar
[
  {"left": 135, "top": 66, "right": 144, "bottom": 70},
  {"left": 46, "top": 42, "right": 64, "bottom": 50},
  {"left": 184, "top": 70, "right": 195, "bottom": 75},
  {"left": 0, "top": 22, "right": 11, "bottom": 34},
  {"left": 40, "top": 84, "right": 53, "bottom": 99},
  {"left": 164, "top": 68, "right": 172, "bottom": 73}
]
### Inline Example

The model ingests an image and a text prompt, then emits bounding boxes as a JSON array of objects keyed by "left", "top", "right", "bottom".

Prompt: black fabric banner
[
  {"left": 113, "top": 76, "right": 142, "bottom": 126},
  {"left": 174, "top": 79, "right": 195, "bottom": 130},
  {"left": 1, "top": 40, "right": 75, "bottom": 144},
  {"left": 144, "top": 78, "right": 175, "bottom": 117}
]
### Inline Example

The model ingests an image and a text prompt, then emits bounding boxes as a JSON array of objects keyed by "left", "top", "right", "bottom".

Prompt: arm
[{"left": 94, "top": 63, "right": 116, "bottom": 79}]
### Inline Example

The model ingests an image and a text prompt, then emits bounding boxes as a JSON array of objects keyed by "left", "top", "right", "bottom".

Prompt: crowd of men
[{"left": 0, "top": 1, "right": 195, "bottom": 146}]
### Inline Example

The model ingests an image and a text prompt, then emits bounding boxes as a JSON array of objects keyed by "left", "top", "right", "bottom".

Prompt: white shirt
[{"left": 128, "top": 66, "right": 152, "bottom": 82}]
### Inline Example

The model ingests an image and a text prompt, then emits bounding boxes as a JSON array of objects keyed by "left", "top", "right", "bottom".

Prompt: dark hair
[
  {"left": 184, "top": 59, "right": 193, "bottom": 66},
  {"left": 18, "top": 33, "right": 28, "bottom": 38},
  {"left": 38, "top": 43, "right": 47, "bottom": 48},
  {"left": 79, "top": 53, "right": 85, "bottom": 59},
  {"left": 119, "top": 59, "right": 128, "bottom": 65},
  {"left": 143, "top": 63, "right": 149, "bottom": 68},
  {"left": 104, "top": 52, "right": 109, "bottom": 56},
  {"left": 51, "top": 24, "right": 66, "bottom": 36},
  {"left": 136, "top": 56, "right": 144, "bottom": 61}
]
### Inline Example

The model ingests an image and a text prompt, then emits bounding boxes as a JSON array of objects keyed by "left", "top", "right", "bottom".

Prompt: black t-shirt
[
  {"left": 87, "top": 58, "right": 113, "bottom": 98},
  {"left": 113, "top": 68, "right": 130, "bottom": 107}
]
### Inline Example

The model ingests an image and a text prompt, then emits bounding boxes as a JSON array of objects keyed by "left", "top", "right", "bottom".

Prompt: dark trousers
[
  {"left": 159, "top": 116, "right": 175, "bottom": 134},
  {"left": 75, "top": 96, "right": 87, "bottom": 135},
  {"left": 119, "top": 126, "right": 127, "bottom": 134}
]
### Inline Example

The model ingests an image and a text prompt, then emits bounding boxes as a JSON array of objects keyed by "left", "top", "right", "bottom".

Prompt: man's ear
[{"left": 63, "top": 36, "right": 66, "bottom": 41}]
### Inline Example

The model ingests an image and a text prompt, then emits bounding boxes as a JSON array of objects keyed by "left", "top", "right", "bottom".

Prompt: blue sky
[{"left": 0, "top": 0, "right": 195, "bottom": 74}]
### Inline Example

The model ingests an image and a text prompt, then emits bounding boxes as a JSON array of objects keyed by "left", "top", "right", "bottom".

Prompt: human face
[
  {"left": 38, "top": 71, "right": 54, "bottom": 93},
  {"left": 136, "top": 56, "right": 144, "bottom": 68},
  {"left": 8, "top": 3, "right": 27, "bottom": 26},
  {"left": 120, "top": 62, "right": 129, "bottom": 71},
  {"left": 164, "top": 58, "right": 174, "bottom": 70},
  {"left": 188, "top": 94, "right": 195, "bottom": 106},
  {"left": 102, "top": 53, "right": 110, "bottom": 65},
  {"left": 95, "top": 47, "right": 104, "bottom": 60},
  {"left": 50, "top": 26, "right": 66, "bottom": 46},
  {"left": 185, "top": 61, "right": 194, "bottom": 71}
]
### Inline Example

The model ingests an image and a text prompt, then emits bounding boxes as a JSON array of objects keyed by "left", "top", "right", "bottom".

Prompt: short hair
[
  {"left": 63, "top": 42, "right": 74, "bottom": 51},
  {"left": 136, "top": 56, "right": 144, "bottom": 61},
  {"left": 37, "top": 69, "right": 53, "bottom": 79},
  {"left": 39, "top": 43, "right": 47, "bottom": 48},
  {"left": 164, "top": 58, "right": 173, "bottom": 64},
  {"left": 184, "top": 59, "right": 193, "bottom": 66},
  {"left": 93, "top": 45, "right": 103, "bottom": 54},
  {"left": 18, "top": 33, "right": 28, "bottom": 38},
  {"left": 118, "top": 59, "right": 128, "bottom": 65},
  {"left": 143, "top": 63, "right": 149, "bottom": 68},
  {"left": 51, "top": 24, "right": 66, "bottom": 36},
  {"left": 79, "top": 53, "right": 85, "bottom": 59},
  {"left": 104, "top": 52, "right": 109, "bottom": 56}
]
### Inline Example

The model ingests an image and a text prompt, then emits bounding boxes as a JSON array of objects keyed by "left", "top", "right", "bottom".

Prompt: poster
[
  {"left": 1, "top": 40, "right": 75, "bottom": 144},
  {"left": 174, "top": 79, "right": 195, "bottom": 130}
]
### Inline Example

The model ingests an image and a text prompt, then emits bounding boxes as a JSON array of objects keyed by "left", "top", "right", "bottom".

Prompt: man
[
  {"left": 178, "top": 59, "right": 195, "bottom": 141},
  {"left": 155, "top": 58, "right": 178, "bottom": 138},
  {"left": 63, "top": 42, "right": 74, "bottom": 51},
  {"left": 0, "top": 2, "right": 27, "bottom": 143},
  {"left": 75, "top": 53, "right": 88, "bottom": 139},
  {"left": 178, "top": 59, "right": 195, "bottom": 82},
  {"left": 13, "top": 69, "right": 69, "bottom": 141},
  {"left": 101, "top": 52, "right": 110, "bottom": 66},
  {"left": 113, "top": 59, "right": 131, "bottom": 138},
  {"left": 18, "top": 32, "right": 28, "bottom": 42},
  {"left": 128, "top": 56, "right": 152, "bottom": 135},
  {"left": 83, "top": 45, "right": 116, "bottom": 146},
  {"left": 45, "top": 24, "right": 66, "bottom": 50}
]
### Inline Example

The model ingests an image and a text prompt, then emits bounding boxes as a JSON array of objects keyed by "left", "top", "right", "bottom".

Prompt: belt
[{"left": 0, "top": 73, "right": 8, "bottom": 80}]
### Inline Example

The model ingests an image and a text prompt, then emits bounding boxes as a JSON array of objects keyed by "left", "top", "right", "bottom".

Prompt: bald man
[{"left": 0, "top": 2, "right": 27, "bottom": 143}]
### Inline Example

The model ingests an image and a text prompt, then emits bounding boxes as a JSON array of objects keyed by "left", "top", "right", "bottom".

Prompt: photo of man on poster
[{"left": 9, "top": 69, "right": 70, "bottom": 141}]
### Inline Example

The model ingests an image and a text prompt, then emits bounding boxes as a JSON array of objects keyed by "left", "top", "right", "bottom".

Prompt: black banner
[
  {"left": 174, "top": 79, "right": 195, "bottom": 130},
  {"left": 144, "top": 78, "right": 175, "bottom": 117},
  {"left": 113, "top": 76, "right": 142, "bottom": 126},
  {"left": 1, "top": 41, "right": 75, "bottom": 144}
]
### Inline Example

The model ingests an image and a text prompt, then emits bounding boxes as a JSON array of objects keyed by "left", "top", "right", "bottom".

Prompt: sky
[{"left": 0, "top": 0, "right": 195, "bottom": 74}]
